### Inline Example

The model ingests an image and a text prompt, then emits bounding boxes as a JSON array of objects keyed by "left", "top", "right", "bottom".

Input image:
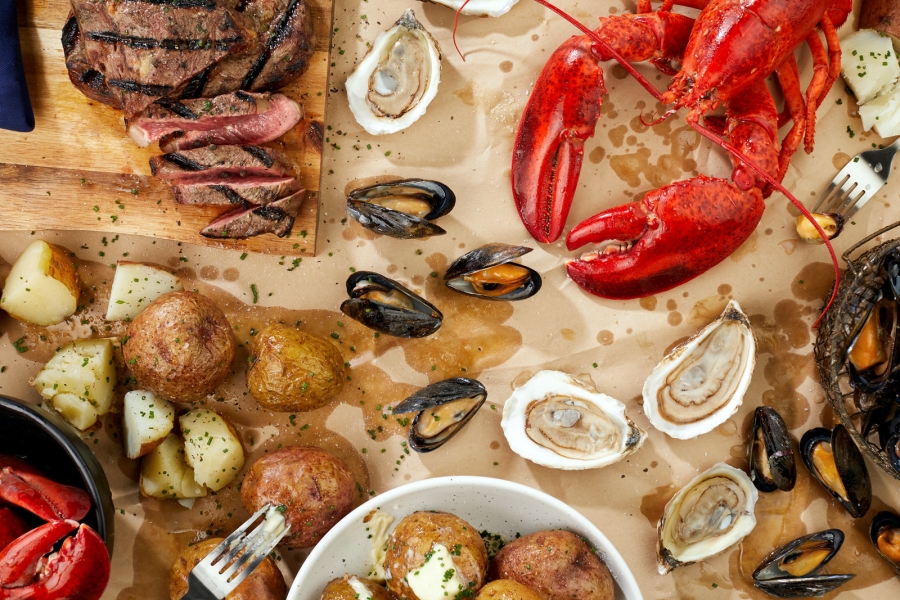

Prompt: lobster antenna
[{"left": 453, "top": 0, "right": 473, "bottom": 62}]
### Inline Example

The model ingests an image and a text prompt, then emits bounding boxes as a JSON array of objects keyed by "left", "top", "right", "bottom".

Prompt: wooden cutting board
[{"left": 0, "top": 0, "right": 331, "bottom": 256}]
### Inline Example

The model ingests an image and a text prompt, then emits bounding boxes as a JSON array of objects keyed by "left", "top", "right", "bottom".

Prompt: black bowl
[{"left": 0, "top": 395, "right": 114, "bottom": 550}]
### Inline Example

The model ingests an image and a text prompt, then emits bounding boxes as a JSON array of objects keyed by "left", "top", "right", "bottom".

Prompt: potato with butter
[
  {"left": 319, "top": 575, "right": 395, "bottom": 600},
  {"left": 247, "top": 323, "right": 345, "bottom": 412},
  {"left": 1, "top": 239, "right": 79, "bottom": 326},
  {"left": 170, "top": 537, "right": 285, "bottom": 600},
  {"left": 488, "top": 530, "right": 613, "bottom": 600},
  {"left": 475, "top": 580, "right": 544, "bottom": 600},
  {"left": 241, "top": 446, "right": 355, "bottom": 549},
  {"left": 123, "top": 291, "right": 236, "bottom": 402},
  {"left": 383, "top": 511, "right": 488, "bottom": 600}
]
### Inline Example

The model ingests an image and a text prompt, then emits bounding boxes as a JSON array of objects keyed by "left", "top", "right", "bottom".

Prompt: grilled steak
[
  {"left": 149, "top": 145, "right": 297, "bottom": 181},
  {"left": 174, "top": 175, "right": 300, "bottom": 205},
  {"left": 200, "top": 190, "right": 305, "bottom": 238},
  {"left": 63, "top": 12, "right": 121, "bottom": 108}
]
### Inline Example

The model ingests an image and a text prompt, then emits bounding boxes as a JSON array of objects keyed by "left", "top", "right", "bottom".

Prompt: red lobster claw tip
[
  {"left": 0, "top": 463, "right": 91, "bottom": 523},
  {"left": 0, "top": 521, "right": 110, "bottom": 600}
]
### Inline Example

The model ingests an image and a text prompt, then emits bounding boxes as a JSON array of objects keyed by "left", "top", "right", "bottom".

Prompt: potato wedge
[
  {"left": 1, "top": 240, "right": 79, "bottom": 326},
  {"left": 106, "top": 261, "right": 183, "bottom": 321},
  {"left": 31, "top": 339, "right": 116, "bottom": 430},
  {"left": 123, "top": 390, "right": 175, "bottom": 459},
  {"left": 140, "top": 434, "right": 207, "bottom": 499},
  {"left": 840, "top": 30, "right": 900, "bottom": 105},
  {"left": 179, "top": 409, "right": 244, "bottom": 492}
]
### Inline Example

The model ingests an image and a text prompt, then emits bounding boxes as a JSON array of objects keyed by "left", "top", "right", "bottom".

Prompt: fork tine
[
  {"left": 210, "top": 519, "right": 269, "bottom": 569},
  {"left": 197, "top": 505, "right": 270, "bottom": 569},
  {"left": 219, "top": 523, "right": 290, "bottom": 590},
  {"left": 812, "top": 175, "right": 846, "bottom": 213}
]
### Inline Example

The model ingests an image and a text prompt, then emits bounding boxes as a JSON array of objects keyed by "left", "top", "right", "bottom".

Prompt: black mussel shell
[
  {"left": 869, "top": 510, "right": 900, "bottom": 576},
  {"left": 752, "top": 529, "right": 844, "bottom": 582},
  {"left": 879, "top": 406, "right": 900, "bottom": 450},
  {"left": 346, "top": 179, "right": 455, "bottom": 239},
  {"left": 341, "top": 271, "right": 442, "bottom": 338},
  {"left": 394, "top": 378, "right": 486, "bottom": 453},
  {"left": 754, "top": 574, "right": 855, "bottom": 598},
  {"left": 887, "top": 433, "right": 900, "bottom": 475},
  {"left": 800, "top": 426, "right": 872, "bottom": 518},
  {"left": 886, "top": 254, "right": 900, "bottom": 300},
  {"left": 749, "top": 407, "right": 796, "bottom": 493},
  {"left": 846, "top": 291, "right": 898, "bottom": 393},
  {"left": 444, "top": 243, "right": 541, "bottom": 301}
]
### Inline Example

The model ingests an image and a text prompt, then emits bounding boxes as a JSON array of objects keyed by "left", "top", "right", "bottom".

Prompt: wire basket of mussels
[{"left": 814, "top": 222, "right": 900, "bottom": 481}]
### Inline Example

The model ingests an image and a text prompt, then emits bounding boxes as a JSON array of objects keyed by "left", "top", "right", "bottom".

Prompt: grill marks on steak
[
  {"left": 200, "top": 190, "right": 305, "bottom": 238},
  {"left": 150, "top": 144, "right": 296, "bottom": 180},
  {"left": 63, "top": 13, "right": 122, "bottom": 108},
  {"left": 173, "top": 175, "right": 300, "bottom": 205}
]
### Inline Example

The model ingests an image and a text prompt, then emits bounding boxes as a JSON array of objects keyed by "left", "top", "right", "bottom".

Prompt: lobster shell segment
[{"left": 0, "top": 456, "right": 91, "bottom": 523}]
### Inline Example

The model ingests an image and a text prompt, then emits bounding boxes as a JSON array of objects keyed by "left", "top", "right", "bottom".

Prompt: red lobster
[
  {"left": 512, "top": 0, "right": 850, "bottom": 304},
  {"left": 0, "top": 456, "right": 110, "bottom": 600}
]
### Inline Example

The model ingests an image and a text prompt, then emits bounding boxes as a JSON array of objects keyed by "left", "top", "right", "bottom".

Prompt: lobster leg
[{"left": 774, "top": 55, "right": 807, "bottom": 184}]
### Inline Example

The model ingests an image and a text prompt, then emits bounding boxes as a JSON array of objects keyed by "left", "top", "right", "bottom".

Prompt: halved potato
[
  {"left": 106, "top": 261, "right": 183, "bottom": 321},
  {"left": 123, "top": 390, "right": 175, "bottom": 459},
  {"left": 179, "top": 409, "right": 244, "bottom": 492},
  {"left": 841, "top": 30, "right": 900, "bottom": 105},
  {"left": 140, "top": 434, "right": 207, "bottom": 499},
  {"left": 31, "top": 339, "right": 116, "bottom": 430},
  {"left": 1, "top": 240, "right": 79, "bottom": 326}
]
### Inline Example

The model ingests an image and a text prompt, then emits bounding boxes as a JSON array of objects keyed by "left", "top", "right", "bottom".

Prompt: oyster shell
[
  {"left": 643, "top": 300, "right": 756, "bottom": 439},
  {"left": 346, "top": 10, "right": 441, "bottom": 135},
  {"left": 424, "top": 0, "right": 519, "bottom": 17},
  {"left": 501, "top": 370, "right": 647, "bottom": 470},
  {"left": 657, "top": 463, "right": 758, "bottom": 574}
]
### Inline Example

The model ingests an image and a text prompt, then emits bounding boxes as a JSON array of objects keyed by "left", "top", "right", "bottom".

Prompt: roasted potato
[
  {"left": 861, "top": 0, "right": 900, "bottom": 41},
  {"left": 169, "top": 537, "right": 285, "bottom": 600},
  {"left": 241, "top": 446, "right": 355, "bottom": 548},
  {"left": 247, "top": 323, "right": 345, "bottom": 412},
  {"left": 475, "top": 580, "right": 544, "bottom": 600},
  {"left": 488, "top": 530, "right": 614, "bottom": 600},
  {"left": 123, "top": 390, "right": 174, "bottom": 459},
  {"left": 106, "top": 261, "right": 183, "bottom": 321},
  {"left": 123, "top": 291, "right": 236, "bottom": 402},
  {"left": 319, "top": 576, "right": 395, "bottom": 600},
  {"left": 180, "top": 409, "right": 244, "bottom": 491},
  {"left": 1, "top": 239, "right": 79, "bottom": 326},
  {"left": 384, "top": 511, "right": 488, "bottom": 600}
]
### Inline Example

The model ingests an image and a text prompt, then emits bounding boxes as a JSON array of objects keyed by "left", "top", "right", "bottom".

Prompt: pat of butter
[
  {"left": 406, "top": 543, "right": 467, "bottom": 600},
  {"left": 366, "top": 510, "right": 395, "bottom": 582},
  {"left": 348, "top": 576, "right": 375, "bottom": 600}
]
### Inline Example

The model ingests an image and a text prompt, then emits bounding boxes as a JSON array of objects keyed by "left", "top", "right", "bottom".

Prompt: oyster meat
[
  {"left": 346, "top": 10, "right": 441, "bottom": 135},
  {"left": 643, "top": 300, "right": 756, "bottom": 439},
  {"left": 501, "top": 370, "right": 647, "bottom": 470},
  {"left": 657, "top": 463, "right": 758, "bottom": 574}
]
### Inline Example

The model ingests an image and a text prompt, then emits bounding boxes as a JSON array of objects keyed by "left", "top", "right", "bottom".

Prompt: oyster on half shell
[
  {"left": 501, "top": 370, "right": 647, "bottom": 470},
  {"left": 346, "top": 9, "right": 441, "bottom": 135},
  {"left": 657, "top": 463, "right": 758, "bottom": 574},
  {"left": 643, "top": 300, "right": 756, "bottom": 439}
]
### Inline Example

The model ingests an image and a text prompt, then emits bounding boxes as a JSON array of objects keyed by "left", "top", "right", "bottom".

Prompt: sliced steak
[
  {"left": 158, "top": 94, "right": 302, "bottom": 151},
  {"left": 173, "top": 175, "right": 300, "bottom": 205},
  {"left": 149, "top": 145, "right": 297, "bottom": 181},
  {"left": 200, "top": 190, "right": 305, "bottom": 238},
  {"left": 70, "top": 0, "right": 251, "bottom": 115},
  {"left": 62, "top": 12, "right": 122, "bottom": 108}
]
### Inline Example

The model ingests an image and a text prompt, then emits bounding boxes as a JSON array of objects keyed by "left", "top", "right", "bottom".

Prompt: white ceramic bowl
[{"left": 287, "top": 475, "right": 643, "bottom": 600}]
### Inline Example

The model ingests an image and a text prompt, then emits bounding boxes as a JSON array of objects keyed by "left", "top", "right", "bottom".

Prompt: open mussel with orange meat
[
  {"left": 748, "top": 407, "right": 796, "bottom": 493},
  {"left": 393, "top": 378, "right": 486, "bottom": 452},
  {"left": 870, "top": 510, "right": 900, "bottom": 577},
  {"left": 752, "top": 529, "right": 854, "bottom": 598},
  {"left": 340, "top": 271, "right": 442, "bottom": 338},
  {"left": 444, "top": 243, "right": 541, "bottom": 300},
  {"left": 346, "top": 179, "right": 455, "bottom": 239},
  {"left": 845, "top": 277, "right": 900, "bottom": 394},
  {"left": 799, "top": 425, "right": 871, "bottom": 518}
]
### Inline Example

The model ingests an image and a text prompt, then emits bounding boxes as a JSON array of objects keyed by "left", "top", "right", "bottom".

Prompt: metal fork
[
  {"left": 813, "top": 137, "right": 900, "bottom": 218},
  {"left": 180, "top": 504, "right": 290, "bottom": 600}
]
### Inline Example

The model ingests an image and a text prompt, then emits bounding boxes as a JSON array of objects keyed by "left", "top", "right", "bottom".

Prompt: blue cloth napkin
[{"left": 0, "top": 0, "right": 34, "bottom": 132}]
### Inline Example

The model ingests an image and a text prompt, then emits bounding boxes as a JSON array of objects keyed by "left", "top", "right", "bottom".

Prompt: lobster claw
[
  {"left": 0, "top": 520, "right": 110, "bottom": 600},
  {"left": 565, "top": 177, "right": 765, "bottom": 298},
  {"left": 0, "top": 508, "right": 28, "bottom": 551},
  {"left": 0, "top": 456, "right": 91, "bottom": 523}
]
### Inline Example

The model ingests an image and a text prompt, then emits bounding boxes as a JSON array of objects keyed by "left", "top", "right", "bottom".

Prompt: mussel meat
[
  {"left": 752, "top": 529, "right": 854, "bottom": 598},
  {"left": 340, "top": 271, "right": 442, "bottom": 338},
  {"left": 393, "top": 378, "right": 486, "bottom": 452},
  {"left": 847, "top": 294, "right": 898, "bottom": 392},
  {"left": 800, "top": 426, "right": 872, "bottom": 518},
  {"left": 870, "top": 510, "right": 900, "bottom": 576},
  {"left": 346, "top": 179, "right": 455, "bottom": 239},
  {"left": 444, "top": 243, "right": 541, "bottom": 301},
  {"left": 749, "top": 406, "right": 796, "bottom": 493}
]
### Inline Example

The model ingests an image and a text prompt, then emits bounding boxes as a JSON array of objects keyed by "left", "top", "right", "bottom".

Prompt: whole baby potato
[
  {"left": 241, "top": 446, "right": 355, "bottom": 548},
  {"left": 169, "top": 537, "right": 285, "bottom": 600},
  {"left": 474, "top": 580, "right": 544, "bottom": 600},
  {"left": 860, "top": 0, "right": 900, "bottom": 40},
  {"left": 489, "top": 530, "right": 614, "bottom": 600},
  {"left": 384, "top": 511, "right": 488, "bottom": 600},
  {"left": 123, "top": 291, "right": 236, "bottom": 402},
  {"left": 247, "top": 323, "right": 345, "bottom": 411},
  {"left": 319, "top": 575, "right": 395, "bottom": 600}
]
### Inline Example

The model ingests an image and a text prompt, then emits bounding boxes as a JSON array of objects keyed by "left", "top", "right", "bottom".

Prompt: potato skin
[
  {"left": 384, "top": 511, "right": 488, "bottom": 600},
  {"left": 320, "top": 576, "right": 395, "bottom": 600},
  {"left": 247, "top": 324, "right": 345, "bottom": 412},
  {"left": 475, "top": 580, "right": 544, "bottom": 600},
  {"left": 860, "top": 0, "right": 900, "bottom": 39},
  {"left": 170, "top": 538, "right": 285, "bottom": 600},
  {"left": 124, "top": 291, "right": 236, "bottom": 402},
  {"left": 489, "top": 530, "right": 614, "bottom": 600},
  {"left": 241, "top": 446, "right": 355, "bottom": 549}
]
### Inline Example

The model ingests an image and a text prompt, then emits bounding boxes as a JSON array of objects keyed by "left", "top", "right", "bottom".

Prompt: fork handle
[{"left": 181, "top": 573, "right": 222, "bottom": 600}]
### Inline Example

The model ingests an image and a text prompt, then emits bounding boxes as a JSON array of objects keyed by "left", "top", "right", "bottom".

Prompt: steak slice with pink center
[
  {"left": 149, "top": 145, "right": 297, "bottom": 181},
  {"left": 201, "top": 190, "right": 305, "bottom": 238},
  {"left": 174, "top": 175, "right": 301, "bottom": 206}
]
